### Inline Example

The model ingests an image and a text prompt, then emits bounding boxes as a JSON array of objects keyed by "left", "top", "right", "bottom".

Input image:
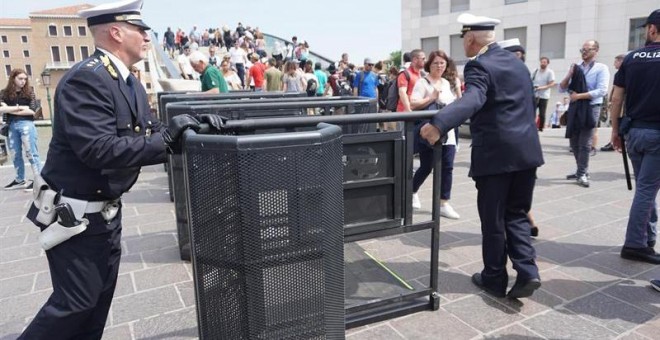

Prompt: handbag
[
  {"left": 0, "top": 123, "right": 8, "bottom": 137},
  {"left": 34, "top": 107, "right": 44, "bottom": 120}
]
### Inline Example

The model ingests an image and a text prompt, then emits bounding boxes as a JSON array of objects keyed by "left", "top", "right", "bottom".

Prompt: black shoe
[
  {"left": 600, "top": 142, "right": 614, "bottom": 151},
  {"left": 531, "top": 226, "right": 539, "bottom": 238},
  {"left": 507, "top": 278, "right": 541, "bottom": 299},
  {"left": 4, "top": 179, "right": 28, "bottom": 190},
  {"left": 471, "top": 273, "right": 506, "bottom": 298},
  {"left": 651, "top": 279, "right": 660, "bottom": 292},
  {"left": 23, "top": 181, "right": 34, "bottom": 191},
  {"left": 620, "top": 246, "right": 660, "bottom": 265}
]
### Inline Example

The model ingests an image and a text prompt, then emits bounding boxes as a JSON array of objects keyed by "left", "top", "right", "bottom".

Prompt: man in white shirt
[
  {"left": 532, "top": 57, "right": 556, "bottom": 131},
  {"left": 177, "top": 45, "right": 194, "bottom": 79}
]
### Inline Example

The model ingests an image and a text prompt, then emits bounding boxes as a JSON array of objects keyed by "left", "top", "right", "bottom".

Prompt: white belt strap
[{"left": 58, "top": 196, "right": 107, "bottom": 220}]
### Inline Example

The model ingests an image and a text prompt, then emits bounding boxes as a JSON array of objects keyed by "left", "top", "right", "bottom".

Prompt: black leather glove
[
  {"left": 163, "top": 114, "right": 200, "bottom": 153},
  {"left": 197, "top": 114, "right": 226, "bottom": 132}
]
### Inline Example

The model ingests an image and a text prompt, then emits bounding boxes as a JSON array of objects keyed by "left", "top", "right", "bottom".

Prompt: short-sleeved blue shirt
[
  {"left": 613, "top": 42, "right": 660, "bottom": 122},
  {"left": 353, "top": 71, "right": 379, "bottom": 98}
]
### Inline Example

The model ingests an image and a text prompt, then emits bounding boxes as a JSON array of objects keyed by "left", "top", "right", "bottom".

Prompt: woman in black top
[{"left": 0, "top": 68, "right": 42, "bottom": 190}]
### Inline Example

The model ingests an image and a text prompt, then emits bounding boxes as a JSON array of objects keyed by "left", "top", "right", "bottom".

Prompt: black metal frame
[
  {"left": 341, "top": 131, "right": 404, "bottom": 237},
  {"left": 167, "top": 98, "right": 377, "bottom": 261},
  {"left": 158, "top": 91, "right": 305, "bottom": 122},
  {"left": 190, "top": 111, "right": 442, "bottom": 328},
  {"left": 182, "top": 124, "right": 346, "bottom": 339},
  {"left": 159, "top": 91, "right": 306, "bottom": 203}
]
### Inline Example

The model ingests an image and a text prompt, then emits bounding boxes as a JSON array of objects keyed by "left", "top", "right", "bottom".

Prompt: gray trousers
[{"left": 569, "top": 105, "right": 600, "bottom": 176}]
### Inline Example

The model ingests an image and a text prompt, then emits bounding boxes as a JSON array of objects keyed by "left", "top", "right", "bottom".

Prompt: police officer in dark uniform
[
  {"left": 421, "top": 13, "right": 544, "bottom": 299},
  {"left": 610, "top": 9, "right": 660, "bottom": 265},
  {"left": 19, "top": 1, "right": 210, "bottom": 338}
]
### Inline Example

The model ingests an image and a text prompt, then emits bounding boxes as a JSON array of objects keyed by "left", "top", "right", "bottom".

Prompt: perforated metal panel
[{"left": 184, "top": 127, "right": 345, "bottom": 339}]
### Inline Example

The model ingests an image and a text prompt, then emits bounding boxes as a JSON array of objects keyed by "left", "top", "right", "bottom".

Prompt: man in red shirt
[
  {"left": 246, "top": 54, "right": 266, "bottom": 91},
  {"left": 397, "top": 49, "right": 426, "bottom": 112}
]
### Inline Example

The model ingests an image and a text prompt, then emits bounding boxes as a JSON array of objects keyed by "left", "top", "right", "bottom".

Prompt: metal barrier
[
  {"left": 167, "top": 97, "right": 377, "bottom": 133},
  {"left": 168, "top": 97, "right": 377, "bottom": 261},
  {"left": 183, "top": 123, "right": 345, "bottom": 339},
  {"left": 157, "top": 91, "right": 304, "bottom": 122},
  {"left": 179, "top": 111, "right": 442, "bottom": 329},
  {"left": 158, "top": 91, "right": 306, "bottom": 203}
]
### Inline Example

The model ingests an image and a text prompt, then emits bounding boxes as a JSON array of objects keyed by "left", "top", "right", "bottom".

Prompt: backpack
[
  {"left": 335, "top": 78, "right": 353, "bottom": 96},
  {"left": 385, "top": 70, "right": 410, "bottom": 111},
  {"left": 306, "top": 77, "right": 318, "bottom": 96}
]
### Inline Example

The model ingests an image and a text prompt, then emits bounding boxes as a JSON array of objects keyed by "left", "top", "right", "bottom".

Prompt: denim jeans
[
  {"left": 569, "top": 105, "right": 600, "bottom": 176},
  {"left": 7, "top": 120, "right": 42, "bottom": 182},
  {"left": 624, "top": 128, "right": 660, "bottom": 248}
]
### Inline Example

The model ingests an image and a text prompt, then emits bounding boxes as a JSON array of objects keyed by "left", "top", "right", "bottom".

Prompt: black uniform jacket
[
  {"left": 564, "top": 66, "right": 593, "bottom": 138},
  {"left": 430, "top": 43, "right": 544, "bottom": 177},
  {"left": 41, "top": 50, "right": 167, "bottom": 200}
]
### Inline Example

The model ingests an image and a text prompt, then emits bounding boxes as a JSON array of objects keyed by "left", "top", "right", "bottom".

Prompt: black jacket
[
  {"left": 430, "top": 43, "right": 544, "bottom": 177},
  {"left": 40, "top": 50, "right": 167, "bottom": 200},
  {"left": 565, "top": 66, "right": 594, "bottom": 138}
]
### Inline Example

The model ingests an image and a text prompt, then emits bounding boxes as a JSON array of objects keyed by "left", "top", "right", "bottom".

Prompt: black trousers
[
  {"left": 19, "top": 211, "right": 123, "bottom": 340},
  {"left": 412, "top": 144, "right": 456, "bottom": 200},
  {"left": 474, "top": 169, "right": 539, "bottom": 294},
  {"left": 535, "top": 98, "right": 548, "bottom": 131}
]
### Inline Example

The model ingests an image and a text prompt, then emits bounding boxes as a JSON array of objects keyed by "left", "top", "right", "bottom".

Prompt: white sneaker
[
  {"left": 440, "top": 203, "right": 460, "bottom": 219},
  {"left": 412, "top": 193, "right": 421, "bottom": 210}
]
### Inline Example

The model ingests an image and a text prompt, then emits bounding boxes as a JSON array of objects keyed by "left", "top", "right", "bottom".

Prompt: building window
[
  {"left": 504, "top": 27, "right": 527, "bottom": 49},
  {"left": 63, "top": 26, "right": 73, "bottom": 36},
  {"left": 450, "top": 34, "right": 468, "bottom": 65},
  {"left": 144, "top": 61, "right": 150, "bottom": 72},
  {"left": 49, "top": 24, "right": 58, "bottom": 36},
  {"left": 51, "top": 46, "right": 61, "bottom": 62},
  {"left": 505, "top": 0, "right": 527, "bottom": 4},
  {"left": 421, "top": 0, "right": 439, "bottom": 17},
  {"left": 24, "top": 50, "right": 30, "bottom": 57},
  {"left": 21, "top": 36, "right": 28, "bottom": 43},
  {"left": 450, "top": 0, "right": 470, "bottom": 12},
  {"left": 4, "top": 65, "right": 11, "bottom": 77},
  {"left": 66, "top": 46, "right": 75, "bottom": 62},
  {"left": 81, "top": 46, "right": 90, "bottom": 59},
  {"left": 2, "top": 50, "right": 8, "bottom": 58},
  {"left": 421, "top": 37, "right": 439, "bottom": 55},
  {"left": 78, "top": 26, "right": 87, "bottom": 36},
  {"left": 25, "top": 65, "right": 32, "bottom": 76},
  {"left": 1, "top": 36, "right": 7, "bottom": 43},
  {"left": 146, "top": 82, "right": 152, "bottom": 89},
  {"left": 540, "top": 22, "right": 566, "bottom": 59},
  {"left": 629, "top": 18, "right": 647, "bottom": 50}
]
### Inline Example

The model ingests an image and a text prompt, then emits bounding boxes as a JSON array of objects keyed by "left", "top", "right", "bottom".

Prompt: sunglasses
[{"left": 579, "top": 48, "right": 597, "bottom": 53}]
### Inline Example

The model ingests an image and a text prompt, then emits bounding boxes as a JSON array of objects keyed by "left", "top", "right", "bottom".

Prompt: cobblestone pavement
[{"left": 0, "top": 127, "right": 658, "bottom": 340}]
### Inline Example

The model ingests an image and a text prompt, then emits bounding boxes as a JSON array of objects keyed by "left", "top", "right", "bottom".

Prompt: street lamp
[{"left": 41, "top": 70, "right": 53, "bottom": 130}]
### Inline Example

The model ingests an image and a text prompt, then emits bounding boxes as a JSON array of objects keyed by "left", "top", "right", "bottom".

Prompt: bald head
[
  {"left": 473, "top": 31, "right": 495, "bottom": 45},
  {"left": 463, "top": 30, "right": 496, "bottom": 58}
]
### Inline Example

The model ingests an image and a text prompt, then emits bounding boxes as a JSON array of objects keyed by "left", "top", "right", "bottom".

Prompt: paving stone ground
[{"left": 0, "top": 127, "right": 658, "bottom": 340}]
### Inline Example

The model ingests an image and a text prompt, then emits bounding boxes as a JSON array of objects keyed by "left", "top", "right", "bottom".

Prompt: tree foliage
[{"left": 389, "top": 50, "right": 402, "bottom": 69}]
